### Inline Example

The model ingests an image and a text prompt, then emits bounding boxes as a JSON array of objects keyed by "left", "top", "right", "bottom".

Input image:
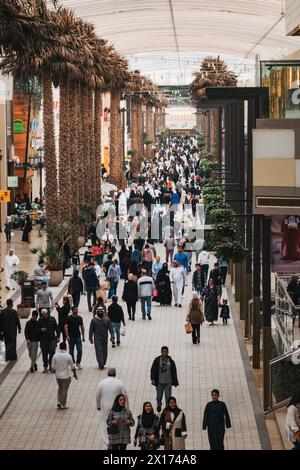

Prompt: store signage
[
  {"left": 0, "top": 189, "right": 10, "bottom": 202},
  {"left": 13, "top": 119, "right": 24, "bottom": 134},
  {"left": 8, "top": 176, "right": 19, "bottom": 188}
]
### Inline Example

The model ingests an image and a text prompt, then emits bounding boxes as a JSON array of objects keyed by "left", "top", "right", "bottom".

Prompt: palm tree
[
  {"left": 190, "top": 56, "right": 237, "bottom": 156},
  {"left": 94, "top": 88, "right": 102, "bottom": 205}
]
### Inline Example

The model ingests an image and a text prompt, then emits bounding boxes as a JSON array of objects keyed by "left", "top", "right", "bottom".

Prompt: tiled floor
[{"left": 0, "top": 243, "right": 263, "bottom": 450}]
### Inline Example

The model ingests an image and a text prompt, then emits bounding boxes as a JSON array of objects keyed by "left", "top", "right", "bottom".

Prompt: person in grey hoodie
[{"left": 137, "top": 268, "right": 155, "bottom": 320}]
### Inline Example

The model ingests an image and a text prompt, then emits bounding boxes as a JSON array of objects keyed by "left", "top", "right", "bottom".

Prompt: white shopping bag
[{"left": 120, "top": 325, "right": 126, "bottom": 337}]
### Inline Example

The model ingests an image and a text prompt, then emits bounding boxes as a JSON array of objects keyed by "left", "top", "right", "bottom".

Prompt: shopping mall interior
[{"left": 1, "top": 0, "right": 300, "bottom": 455}]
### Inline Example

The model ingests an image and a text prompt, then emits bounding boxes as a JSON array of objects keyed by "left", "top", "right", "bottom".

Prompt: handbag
[
  {"left": 107, "top": 424, "right": 119, "bottom": 435},
  {"left": 11, "top": 231, "right": 15, "bottom": 237},
  {"left": 120, "top": 325, "right": 126, "bottom": 337},
  {"left": 185, "top": 322, "right": 192, "bottom": 334}
]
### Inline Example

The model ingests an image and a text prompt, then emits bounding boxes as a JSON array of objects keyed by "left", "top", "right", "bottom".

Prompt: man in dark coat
[
  {"left": 150, "top": 346, "right": 179, "bottom": 413},
  {"left": 85, "top": 262, "right": 100, "bottom": 312},
  {"left": 89, "top": 307, "right": 114, "bottom": 369},
  {"left": 0, "top": 299, "right": 21, "bottom": 360},
  {"left": 202, "top": 389, "right": 231, "bottom": 450}
]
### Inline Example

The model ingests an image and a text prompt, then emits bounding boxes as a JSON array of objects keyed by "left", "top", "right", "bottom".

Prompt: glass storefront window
[{"left": 261, "top": 61, "right": 300, "bottom": 118}]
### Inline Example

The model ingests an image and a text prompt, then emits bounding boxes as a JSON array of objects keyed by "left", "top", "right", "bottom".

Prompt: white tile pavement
[{"left": 0, "top": 245, "right": 265, "bottom": 450}]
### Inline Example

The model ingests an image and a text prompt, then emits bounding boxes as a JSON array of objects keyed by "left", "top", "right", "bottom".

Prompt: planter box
[
  {"left": 17, "top": 307, "right": 31, "bottom": 319},
  {"left": 49, "top": 270, "right": 63, "bottom": 287}
]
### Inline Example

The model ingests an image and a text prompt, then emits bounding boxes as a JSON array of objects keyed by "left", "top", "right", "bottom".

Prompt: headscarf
[
  {"left": 141, "top": 402, "right": 156, "bottom": 428},
  {"left": 166, "top": 396, "right": 181, "bottom": 413},
  {"left": 112, "top": 394, "right": 126, "bottom": 412},
  {"left": 162, "top": 262, "right": 169, "bottom": 273}
]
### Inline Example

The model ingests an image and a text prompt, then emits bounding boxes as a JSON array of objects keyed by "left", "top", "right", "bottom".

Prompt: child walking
[{"left": 220, "top": 299, "right": 230, "bottom": 325}]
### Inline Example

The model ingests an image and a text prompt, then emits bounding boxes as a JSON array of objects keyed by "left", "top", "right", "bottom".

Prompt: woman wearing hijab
[
  {"left": 202, "top": 279, "right": 220, "bottom": 326},
  {"left": 21, "top": 214, "right": 32, "bottom": 243},
  {"left": 160, "top": 397, "right": 187, "bottom": 450},
  {"left": 155, "top": 263, "right": 172, "bottom": 306},
  {"left": 54, "top": 296, "right": 71, "bottom": 341},
  {"left": 106, "top": 394, "right": 135, "bottom": 450},
  {"left": 134, "top": 402, "right": 160, "bottom": 450}
]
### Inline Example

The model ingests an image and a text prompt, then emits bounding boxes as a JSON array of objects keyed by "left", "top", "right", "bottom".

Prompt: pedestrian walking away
[
  {"left": 52, "top": 342, "right": 78, "bottom": 409},
  {"left": 96, "top": 368, "right": 129, "bottom": 448},
  {"left": 24, "top": 310, "right": 40, "bottom": 372},
  {"left": 65, "top": 307, "right": 85, "bottom": 368},
  {"left": 107, "top": 296, "right": 125, "bottom": 346},
  {"left": 89, "top": 307, "right": 115, "bottom": 369},
  {"left": 150, "top": 346, "right": 179, "bottom": 412},
  {"left": 202, "top": 389, "right": 231, "bottom": 450},
  {"left": 186, "top": 293, "right": 204, "bottom": 344},
  {"left": 37, "top": 309, "right": 60, "bottom": 373},
  {"left": 0, "top": 299, "right": 21, "bottom": 361}
]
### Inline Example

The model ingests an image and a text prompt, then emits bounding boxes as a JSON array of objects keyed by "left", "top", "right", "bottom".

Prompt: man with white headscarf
[{"left": 2, "top": 249, "right": 20, "bottom": 290}]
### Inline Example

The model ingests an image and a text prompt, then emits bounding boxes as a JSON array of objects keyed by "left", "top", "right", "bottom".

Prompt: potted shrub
[{"left": 10, "top": 270, "right": 31, "bottom": 318}]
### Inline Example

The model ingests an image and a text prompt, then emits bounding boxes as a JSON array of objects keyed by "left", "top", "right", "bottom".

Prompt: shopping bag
[
  {"left": 11, "top": 232, "right": 15, "bottom": 237},
  {"left": 185, "top": 322, "right": 192, "bottom": 334},
  {"left": 120, "top": 325, "right": 126, "bottom": 337}
]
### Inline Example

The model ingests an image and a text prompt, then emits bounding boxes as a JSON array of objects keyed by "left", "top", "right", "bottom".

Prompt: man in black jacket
[
  {"left": 0, "top": 299, "right": 21, "bottom": 361},
  {"left": 37, "top": 309, "right": 60, "bottom": 373},
  {"left": 85, "top": 262, "right": 100, "bottom": 312},
  {"left": 107, "top": 296, "right": 125, "bottom": 346},
  {"left": 150, "top": 346, "right": 179, "bottom": 413},
  {"left": 24, "top": 310, "right": 40, "bottom": 372}
]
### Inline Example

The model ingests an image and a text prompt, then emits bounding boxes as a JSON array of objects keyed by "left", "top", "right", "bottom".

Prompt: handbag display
[{"left": 185, "top": 322, "right": 192, "bottom": 334}]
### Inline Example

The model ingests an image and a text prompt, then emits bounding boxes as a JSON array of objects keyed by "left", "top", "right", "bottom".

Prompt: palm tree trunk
[
  {"left": 81, "top": 85, "right": 91, "bottom": 207},
  {"left": 109, "top": 88, "right": 123, "bottom": 188},
  {"left": 42, "top": 71, "right": 59, "bottom": 228},
  {"left": 145, "top": 103, "right": 154, "bottom": 160},
  {"left": 59, "top": 76, "right": 71, "bottom": 224},
  {"left": 130, "top": 97, "right": 139, "bottom": 174},
  {"left": 77, "top": 83, "right": 85, "bottom": 208},
  {"left": 94, "top": 89, "right": 102, "bottom": 205},
  {"left": 88, "top": 89, "right": 96, "bottom": 211},
  {"left": 137, "top": 101, "right": 143, "bottom": 161},
  {"left": 70, "top": 81, "right": 79, "bottom": 225}
]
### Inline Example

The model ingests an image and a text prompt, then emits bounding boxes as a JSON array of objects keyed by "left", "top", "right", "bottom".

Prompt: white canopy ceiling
[{"left": 61, "top": 0, "right": 300, "bottom": 84}]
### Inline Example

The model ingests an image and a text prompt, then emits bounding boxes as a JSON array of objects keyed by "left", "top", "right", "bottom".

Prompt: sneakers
[
  {"left": 112, "top": 343, "right": 116, "bottom": 348},
  {"left": 30, "top": 366, "right": 34, "bottom": 373},
  {"left": 148, "top": 316, "right": 152, "bottom": 320},
  {"left": 174, "top": 303, "right": 178, "bottom": 307},
  {"left": 60, "top": 405, "right": 69, "bottom": 410},
  {"left": 43, "top": 368, "right": 48, "bottom": 374},
  {"left": 49, "top": 367, "right": 55, "bottom": 373},
  {"left": 117, "top": 342, "right": 120, "bottom": 346},
  {"left": 178, "top": 304, "right": 182, "bottom": 308},
  {"left": 34, "top": 364, "right": 38, "bottom": 371},
  {"left": 98, "top": 364, "right": 104, "bottom": 370},
  {"left": 157, "top": 405, "right": 161, "bottom": 413},
  {"left": 57, "top": 403, "right": 61, "bottom": 409},
  {"left": 76, "top": 363, "right": 82, "bottom": 369}
]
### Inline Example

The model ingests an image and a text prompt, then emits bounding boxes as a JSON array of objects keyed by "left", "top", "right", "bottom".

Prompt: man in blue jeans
[
  {"left": 150, "top": 346, "right": 179, "bottom": 412},
  {"left": 137, "top": 268, "right": 155, "bottom": 320},
  {"left": 65, "top": 307, "right": 85, "bottom": 369}
]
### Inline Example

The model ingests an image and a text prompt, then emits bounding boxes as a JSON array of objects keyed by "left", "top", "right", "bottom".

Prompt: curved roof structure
[{"left": 61, "top": 0, "right": 300, "bottom": 83}]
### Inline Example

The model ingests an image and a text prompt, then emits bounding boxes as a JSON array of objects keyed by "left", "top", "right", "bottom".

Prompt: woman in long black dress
[
  {"left": 156, "top": 263, "right": 172, "bottom": 306},
  {"left": 21, "top": 214, "right": 32, "bottom": 243},
  {"left": 202, "top": 279, "right": 220, "bottom": 325}
]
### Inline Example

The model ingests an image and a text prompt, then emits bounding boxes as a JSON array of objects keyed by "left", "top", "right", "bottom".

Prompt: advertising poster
[{"left": 271, "top": 215, "right": 300, "bottom": 272}]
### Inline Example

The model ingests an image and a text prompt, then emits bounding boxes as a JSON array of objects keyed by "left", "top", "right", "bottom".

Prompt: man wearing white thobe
[
  {"left": 96, "top": 368, "right": 128, "bottom": 448},
  {"left": 2, "top": 249, "right": 20, "bottom": 290},
  {"left": 170, "top": 260, "right": 186, "bottom": 307}
]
